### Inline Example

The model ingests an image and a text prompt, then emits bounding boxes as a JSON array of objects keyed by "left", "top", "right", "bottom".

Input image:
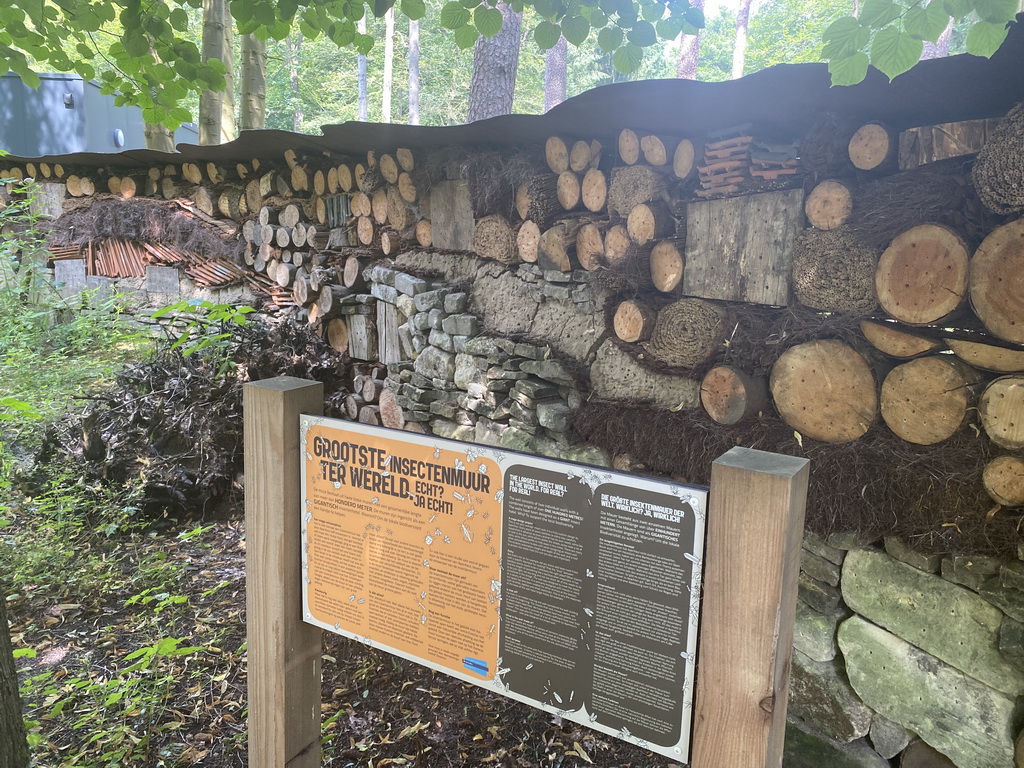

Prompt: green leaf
[
  {"left": 12, "top": 648, "right": 37, "bottom": 659},
  {"left": 822, "top": 16, "right": 869, "bottom": 58},
  {"left": 597, "top": 25, "right": 623, "bottom": 51},
  {"left": 562, "top": 15, "right": 590, "bottom": 45},
  {"left": 974, "top": 0, "right": 1017, "bottom": 23},
  {"left": 904, "top": 3, "right": 951, "bottom": 42},
  {"left": 859, "top": 0, "right": 901, "bottom": 28},
  {"left": 534, "top": 20, "right": 562, "bottom": 49},
  {"left": 966, "top": 20, "right": 1010, "bottom": 56},
  {"left": 440, "top": 1, "right": 471, "bottom": 28},
  {"left": 612, "top": 40, "right": 643, "bottom": 73},
  {"left": 400, "top": 0, "right": 427, "bottom": 20},
  {"left": 870, "top": 24, "right": 924, "bottom": 80},
  {"left": 627, "top": 19, "right": 656, "bottom": 46},
  {"left": 453, "top": 24, "right": 479, "bottom": 48},
  {"left": 941, "top": 0, "right": 974, "bottom": 19},
  {"left": 655, "top": 17, "right": 684, "bottom": 39},
  {"left": 828, "top": 51, "right": 870, "bottom": 85},
  {"left": 683, "top": 6, "right": 705, "bottom": 29},
  {"left": 474, "top": 5, "right": 503, "bottom": 37},
  {"left": 640, "top": 1, "right": 663, "bottom": 22},
  {"left": 169, "top": 7, "right": 189, "bottom": 31}
]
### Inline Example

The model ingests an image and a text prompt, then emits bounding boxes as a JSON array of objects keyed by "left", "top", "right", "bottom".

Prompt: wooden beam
[
  {"left": 691, "top": 447, "right": 809, "bottom": 768},
  {"left": 244, "top": 377, "right": 324, "bottom": 768}
]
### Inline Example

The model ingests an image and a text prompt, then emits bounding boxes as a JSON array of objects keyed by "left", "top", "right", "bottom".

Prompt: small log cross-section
[
  {"left": 848, "top": 122, "right": 897, "bottom": 172},
  {"left": 643, "top": 298, "right": 727, "bottom": 369},
  {"left": 979, "top": 376, "right": 1024, "bottom": 450},
  {"left": 804, "top": 179, "right": 853, "bottom": 230},
  {"left": 860, "top": 320, "right": 941, "bottom": 359},
  {"left": 700, "top": 365, "right": 769, "bottom": 425},
  {"left": 983, "top": 455, "right": 1024, "bottom": 508},
  {"left": 970, "top": 219, "right": 1024, "bottom": 344},
  {"left": 880, "top": 357, "right": 977, "bottom": 445},
  {"left": 769, "top": 340, "right": 878, "bottom": 443},
  {"left": 875, "top": 224, "right": 969, "bottom": 325},
  {"left": 575, "top": 222, "right": 605, "bottom": 271},
  {"left": 684, "top": 188, "right": 805, "bottom": 306},
  {"left": 473, "top": 214, "right": 517, "bottom": 264},
  {"left": 945, "top": 338, "right": 1024, "bottom": 373},
  {"left": 612, "top": 299, "right": 656, "bottom": 343},
  {"left": 650, "top": 239, "right": 686, "bottom": 294}
]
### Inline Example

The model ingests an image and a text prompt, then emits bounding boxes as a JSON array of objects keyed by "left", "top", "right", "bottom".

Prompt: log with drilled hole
[
  {"left": 979, "top": 376, "right": 1024, "bottom": 449},
  {"left": 875, "top": 224, "right": 969, "bottom": 325},
  {"left": 575, "top": 222, "right": 605, "bottom": 271},
  {"left": 378, "top": 387, "right": 406, "bottom": 429},
  {"left": 612, "top": 299, "right": 656, "bottom": 343},
  {"left": 848, "top": 122, "right": 897, "bottom": 173},
  {"left": 517, "top": 220, "right": 541, "bottom": 263},
  {"left": 969, "top": 219, "right": 1024, "bottom": 344},
  {"left": 983, "top": 455, "right": 1024, "bottom": 507},
  {"left": 770, "top": 340, "right": 878, "bottom": 443},
  {"left": 805, "top": 179, "right": 854, "bottom": 230},
  {"left": 672, "top": 139, "right": 699, "bottom": 181},
  {"left": 545, "top": 136, "right": 572, "bottom": 174},
  {"left": 640, "top": 134, "right": 680, "bottom": 167},
  {"left": 859, "top": 320, "right": 941, "bottom": 359},
  {"left": 626, "top": 201, "right": 674, "bottom": 246},
  {"left": 580, "top": 168, "right": 607, "bottom": 213},
  {"left": 556, "top": 171, "right": 582, "bottom": 211},
  {"left": 650, "top": 238, "right": 686, "bottom": 294},
  {"left": 881, "top": 356, "right": 980, "bottom": 445},
  {"left": 415, "top": 219, "right": 433, "bottom": 248},
  {"left": 538, "top": 222, "right": 577, "bottom": 272},
  {"left": 700, "top": 365, "right": 769, "bottom": 425},
  {"left": 945, "top": 338, "right": 1024, "bottom": 372}
]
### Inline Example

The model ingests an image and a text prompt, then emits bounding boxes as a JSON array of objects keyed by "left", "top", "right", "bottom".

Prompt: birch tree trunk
[
  {"left": 0, "top": 595, "right": 28, "bottom": 768},
  {"left": 144, "top": 122, "right": 175, "bottom": 151},
  {"left": 383, "top": 8, "right": 395, "bottom": 123},
  {"left": 221, "top": 15, "right": 236, "bottom": 141},
  {"left": 544, "top": 36, "right": 567, "bottom": 112},
  {"left": 287, "top": 33, "right": 304, "bottom": 132},
  {"left": 199, "top": 0, "right": 226, "bottom": 144},
  {"left": 408, "top": 19, "right": 420, "bottom": 125},
  {"left": 921, "top": 17, "right": 954, "bottom": 59},
  {"left": 466, "top": 1, "right": 522, "bottom": 122},
  {"left": 239, "top": 32, "right": 267, "bottom": 130},
  {"left": 676, "top": 0, "right": 705, "bottom": 79},
  {"left": 731, "top": 0, "right": 753, "bottom": 79},
  {"left": 358, "top": 17, "right": 369, "bottom": 121}
]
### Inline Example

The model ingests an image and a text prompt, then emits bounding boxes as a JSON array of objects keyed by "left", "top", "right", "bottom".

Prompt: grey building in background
[{"left": 0, "top": 72, "right": 198, "bottom": 157}]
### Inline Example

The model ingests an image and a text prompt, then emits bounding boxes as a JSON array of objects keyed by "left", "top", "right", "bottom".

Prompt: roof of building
[{"left": 5, "top": 15, "right": 1024, "bottom": 167}]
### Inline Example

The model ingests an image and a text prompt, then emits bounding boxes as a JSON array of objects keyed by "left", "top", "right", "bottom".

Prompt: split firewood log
[
  {"left": 397, "top": 172, "right": 418, "bottom": 203},
  {"left": 379, "top": 153, "right": 400, "bottom": 184},
  {"left": 182, "top": 162, "right": 204, "bottom": 184},
  {"left": 805, "top": 179, "right": 854, "bottom": 230},
  {"left": 517, "top": 220, "right": 541, "bottom": 263},
  {"left": 643, "top": 298, "right": 728, "bottom": 369},
  {"left": 396, "top": 148, "right": 415, "bottom": 172},
  {"left": 612, "top": 299, "right": 656, "bottom": 343},
  {"left": 474, "top": 214, "right": 517, "bottom": 264},
  {"left": 945, "top": 338, "right": 1024, "bottom": 372},
  {"left": 317, "top": 285, "right": 352, "bottom": 318},
  {"left": 969, "top": 219, "right": 1024, "bottom": 344},
  {"left": 280, "top": 203, "right": 303, "bottom": 228},
  {"left": 361, "top": 377, "right": 384, "bottom": 402},
  {"left": 371, "top": 188, "right": 389, "bottom": 225},
  {"left": 193, "top": 186, "right": 215, "bottom": 216},
  {"left": 381, "top": 228, "right": 416, "bottom": 257},
  {"left": 538, "top": 222, "right": 577, "bottom": 271},
  {"left": 770, "top": 340, "right": 877, "bottom": 443},
  {"left": 700, "top": 365, "right": 769, "bottom": 425},
  {"left": 386, "top": 185, "right": 416, "bottom": 230},
  {"left": 672, "top": 139, "right": 699, "bottom": 181},
  {"left": 415, "top": 219, "right": 433, "bottom": 248},
  {"left": 848, "top": 122, "right": 897, "bottom": 173},
  {"left": 275, "top": 262, "right": 298, "bottom": 288},
  {"left": 640, "top": 134, "right": 680, "bottom": 167},
  {"left": 979, "top": 376, "right": 1024, "bottom": 449},
  {"left": 575, "top": 222, "right": 605, "bottom": 271},
  {"left": 860, "top": 320, "right": 941, "bottom": 359},
  {"left": 626, "top": 201, "right": 674, "bottom": 246},
  {"left": 326, "top": 167, "right": 339, "bottom": 194},
  {"left": 875, "top": 224, "right": 968, "bottom": 325},
  {"left": 650, "top": 238, "right": 686, "bottom": 294},
  {"left": 545, "top": 136, "right": 572, "bottom": 174},
  {"left": 880, "top": 356, "right": 980, "bottom": 445},
  {"left": 617, "top": 128, "right": 641, "bottom": 165},
  {"left": 379, "top": 387, "right": 406, "bottom": 430},
  {"left": 350, "top": 191, "right": 372, "bottom": 218},
  {"left": 356, "top": 216, "right": 377, "bottom": 247},
  {"left": 358, "top": 405, "right": 382, "bottom": 425},
  {"left": 337, "top": 164, "right": 354, "bottom": 192},
  {"left": 568, "top": 140, "right": 593, "bottom": 173},
  {"left": 602, "top": 224, "right": 635, "bottom": 270},
  {"left": 581, "top": 168, "right": 607, "bottom": 213},
  {"left": 983, "top": 455, "right": 1024, "bottom": 508},
  {"left": 556, "top": 171, "right": 582, "bottom": 211}
]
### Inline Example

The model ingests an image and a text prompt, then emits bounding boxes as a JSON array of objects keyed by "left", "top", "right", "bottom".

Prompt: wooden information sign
[{"left": 299, "top": 416, "right": 707, "bottom": 760}]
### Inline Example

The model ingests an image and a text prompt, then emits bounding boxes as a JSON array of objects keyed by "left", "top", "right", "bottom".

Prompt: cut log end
[
  {"left": 979, "top": 376, "right": 1024, "bottom": 450},
  {"left": 983, "top": 455, "right": 1024, "bottom": 507},
  {"left": 700, "top": 365, "right": 769, "bottom": 425},
  {"left": 875, "top": 224, "right": 969, "bottom": 325},
  {"left": 805, "top": 179, "right": 853, "bottom": 230},
  {"left": 881, "top": 357, "right": 975, "bottom": 445},
  {"left": 612, "top": 299, "right": 656, "bottom": 343}
]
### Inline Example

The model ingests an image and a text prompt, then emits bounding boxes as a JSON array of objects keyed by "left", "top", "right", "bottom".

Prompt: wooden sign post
[{"left": 243, "top": 378, "right": 809, "bottom": 768}]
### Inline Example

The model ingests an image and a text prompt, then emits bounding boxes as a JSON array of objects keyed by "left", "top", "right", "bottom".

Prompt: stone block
[
  {"left": 413, "top": 346, "right": 456, "bottom": 382},
  {"left": 454, "top": 353, "right": 488, "bottom": 390},
  {"left": 1002, "top": 561, "right": 1024, "bottom": 592},
  {"left": 394, "top": 249, "right": 481, "bottom": 284},
  {"left": 1000, "top": 616, "right": 1024, "bottom": 672},
  {"left": 145, "top": 265, "right": 180, "bottom": 295},
  {"left": 432, "top": 378, "right": 461, "bottom": 391},
  {"left": 518, "top": 359, "right": 575, "bottom": 386},
  {"left": 442, "top": 313, "right": 479, "bottom": 336},
  {"left": 453, "top": 336, "right": 470, "bottom": 353},
  {"left": 537, "top": 401, "right": 572, "bottom": 432},
  {"left": 782, "top": 721, "right": 889, "bottom": 768},
  {"left": 428, "top": 308, "right": 445, "bottom": 330},
  {"left": 509, "top": 401, "right": 540, "bottom": 426},
  {"left": 542, "top": 269, "right": 574, "bottom": 283},
  {"left": 979, "top": 576, "right": 1024, "bottom": 623},
  {"left": 839, "top": 616, "right": 1017, "bottom": 768},
  {"left": 515, "top": 378, "right": 560, "bottom": 399},
  {"left": 463, "top": 336, "right": 511, "bottom": 362},
  {"left": 410, "top": 372, "right": 433, "bottom": 389},
  {"left": 411, "top": 332, "right": 429, "bottom": 354},
  {"left": 370, "top": 283, "right": 399, "bottom": 304},
  {"left": 867, "top": 714, "right": 910, "bottom": 760},
  {"left": 803, "top": 548, "right": 841, "bottom": 586},
  {"left": 410, "top": 312, "right": 432, "bottom": 332},
  {"left": 475, "top": 418, "right": 507, "bottom": 446},
  {"left": 364, "top": 263, "right": 397, "bottom": 286},
  {"left": 428, "top": 330, "right": 454, "bottom": 353},
  {"left": 508, "top": 418, "right": 541, "bottom": 435},
  {"left": 443, "top": 291, "right": 468, "bottom": 313},
  {"left": 793, "top": 600, "right": 840, "bottom": 662},
  {"left": 514, "top": 342, "right": 551, "bottom": 361},
  {"left": 883, "top": 536, "right": 941, "bottom": 573},
  {"left": 488, "top": 367, "right": 527, "bottom": 381},
  {"left": 395, "top": 293, "right": 417, "bottom": 318},
  {"left": 826, "top": 532, "right": 877, "bottom": 551},
  {"left": 54, "top": 258, "right": 87, "bottom": 298},
  {"left": 414, "top": 288, "right": 450, "bottom": 313},
  {"left": 429, "top": 419, "right": 474, "bottom": 442},
  {"left": 590, "top": 340, "right": 700, "bottom": 410},
  {"left": 942, "top": 555, "right": 1003, "bottom": 591},
  {"left": 470, "top": 270, "right": 539, "bottom": 336},
  {"left": 788, "top": 650, "right": 873, "bottom": 743},
  {"left": 499, "top": 426, "right": 540, "bottom": 454},
  {"left": 799, "top": 572, "right": 843, "bottom": 614},
  {"left": 804, "top": 531, "right": 846, "bottom": 565},
  {"left": 842, "top": 548, "right": 1024, "bottom": 695},
  {"left": 429, "top": 401, "right": 459, "bottom": 419},
  {"left": 558, "top": 444, "right": 611, "bottom": 467},
  {"left": 394, "top": 272, "right": 429, "bottom": 296},
  {"left": 542, "top": 284, "right": 572, "bottom": 301}
]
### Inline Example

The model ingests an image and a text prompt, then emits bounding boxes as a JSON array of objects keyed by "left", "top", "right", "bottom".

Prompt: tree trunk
[
  {"left": 676, "top": 0, "right": 705, "bottom": 79},
  {"left": 287, "top": 33, "right": 304, "bottom": 132},
  {"left": 239, "top": 33, "right": 267, "bottom": 130},
  {"left": 199, "top": 0, "right": 226, "bottom": 144},
  {"left": 408, "top": 19, "right": 420, "bottom": 125},
  {"left": 144, "top": 122, "right": 175, "bottom": 151},
  {"left": 731, "top": 0, "right": 753, "bottom": 79},
  {"left": 466, "top": 2, "right": 522, "bottom": 122},
  {"left": 221, "top": 14, "right": 236, "bottom": 141},
  {"left": 921, "top": 17, "right": 955, "bottom": 59},
  {"left": 357, "top": 18, "right": 369, "bottom": 121},
  {"left": 0, "top": 595, "right": 28, "bottom": 768},
  {"left": 544, "top": 36, "right": 567, "bottom": 112},
  {"left": 383, "top": 8, "right": 395, "bottom": 122}
]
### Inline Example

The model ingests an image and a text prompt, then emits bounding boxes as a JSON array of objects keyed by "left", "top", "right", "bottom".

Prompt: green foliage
[
  {"left": 152, "top": 298, "right": 255, "bottom": 371},
  {"left": 823, "top": 0, "right": 1018, "bottom": 84}
]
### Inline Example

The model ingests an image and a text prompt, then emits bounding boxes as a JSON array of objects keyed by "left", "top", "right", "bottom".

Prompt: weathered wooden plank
[
  {"left": 244, "top": 378, "right": 324, "bottom": 768},
  {"left": 348, "top": 313, "right": 379, "bottom": 361},
  {"left": 429, "top": 180, "right": 474, "bottom": 251},
  {"left": 376, "top": 300, "right": 401, "bottom": 364},
  {"left": 683, "top": 188, "right": 804, "bottom": 306},
  {"left": 899, "top": 118, "right": 1001, "bottom": 170},
  {"left": 691, "top": 447, "right": 809, "bottom": 768}
]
